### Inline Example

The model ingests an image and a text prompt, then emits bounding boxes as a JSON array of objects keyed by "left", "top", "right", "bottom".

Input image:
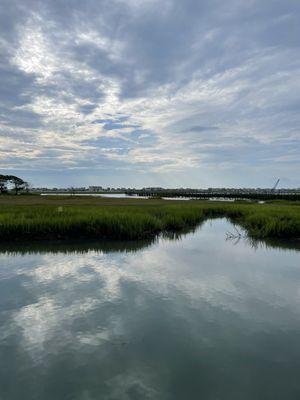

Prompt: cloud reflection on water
[{"left": 1, "top": 219, "right": 300, "bottom": 399}]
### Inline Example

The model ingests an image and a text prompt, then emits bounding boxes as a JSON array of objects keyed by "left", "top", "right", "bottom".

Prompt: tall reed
[{"left": 0, "top": 199, "right": 299, "bottom": 241}]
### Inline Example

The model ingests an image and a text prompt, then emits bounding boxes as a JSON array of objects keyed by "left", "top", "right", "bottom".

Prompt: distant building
[{"left": 89, "top": 186, "right": 103, "bottom": 192}]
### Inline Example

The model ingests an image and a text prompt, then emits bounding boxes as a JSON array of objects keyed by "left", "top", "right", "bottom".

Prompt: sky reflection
[{"left": 0, "top": 219, "right": 300, "bottom": 399}]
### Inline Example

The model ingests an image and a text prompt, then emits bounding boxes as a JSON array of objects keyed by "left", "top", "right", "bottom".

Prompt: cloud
[{"left": 0, "top": 0, "right": 299, "bottom": 186}]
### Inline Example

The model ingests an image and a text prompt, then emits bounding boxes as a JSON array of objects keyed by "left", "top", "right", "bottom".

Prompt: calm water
[
  {"left": 41, "top": 193, "right": 147, "bottom": 198},
  {"left": 0, "top": 219, "right": 300, "bottom": 400},
  {"left": 41, "top": 193, "right": 233, "bottom": 201}
]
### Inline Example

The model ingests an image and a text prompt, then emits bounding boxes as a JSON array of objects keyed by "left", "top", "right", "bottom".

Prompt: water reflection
[
  {"left": 0, "top": 237, "right": 156, "bottom": 255},
  {"left": 0, "top": 218, "right": 299, "bottom": 256},
  {"left": 0, "top": 219, "right": 300, "bottom": 399}
]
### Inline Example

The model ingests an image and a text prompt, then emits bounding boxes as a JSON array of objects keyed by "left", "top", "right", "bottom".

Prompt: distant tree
[
  {"left": 6, "top": 175, "right": 28, "bottom": 195},
  {"left": 0, "top": 174, "right": 29, "bottom": 194},
  {"left": 13, "top": 177, "right": 27, "bottom": 195},
  {"left": 0, "top": 175, "right": 8, "bottom": 194}
]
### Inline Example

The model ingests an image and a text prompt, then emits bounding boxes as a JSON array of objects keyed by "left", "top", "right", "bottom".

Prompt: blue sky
[{"left": 0, "top": 0, "right": 299, "bottom": 188}]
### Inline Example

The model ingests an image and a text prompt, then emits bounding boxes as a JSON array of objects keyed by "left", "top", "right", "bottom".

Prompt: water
[
  {"left": 40, "top": 193, "right": 245, "bottom": 202},
  {"left": 41, "top": 193, "right": 236, "bottom": 201},
  {"left": 41, "top": 193, "right": 187, "bottom": 200},
  {"left": 41, "top": 193, "right": 146, "bottom": 198},
  {"left": 0, "top": 219, "right": 300, "bottom": 400}
]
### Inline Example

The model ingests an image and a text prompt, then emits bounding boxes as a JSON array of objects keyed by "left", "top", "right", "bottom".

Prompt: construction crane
[{"left": 272, "top": 179, "right": 280, "bottom": 192}]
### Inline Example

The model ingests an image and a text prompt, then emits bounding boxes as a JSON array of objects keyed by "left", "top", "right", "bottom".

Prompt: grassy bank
[{"left": 0, "top": 196, "right": 299, "bottom": 241}]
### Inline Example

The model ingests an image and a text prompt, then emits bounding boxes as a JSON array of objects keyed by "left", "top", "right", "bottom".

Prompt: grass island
[{"left": 0, "top": 195, "right": 299, "bottom": 242}]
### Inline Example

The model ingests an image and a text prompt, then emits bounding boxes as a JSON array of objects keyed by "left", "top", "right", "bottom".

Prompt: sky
[{"left": 0, "top": 0, "right": 299, "bottom": 188}]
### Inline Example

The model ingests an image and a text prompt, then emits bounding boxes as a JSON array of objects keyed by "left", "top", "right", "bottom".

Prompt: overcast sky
[{"left": 0, "top": 0, "right": 299, "bottom": 188}]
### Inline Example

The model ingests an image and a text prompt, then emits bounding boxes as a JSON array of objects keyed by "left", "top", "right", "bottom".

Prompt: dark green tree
[
  {"left": 9, "top": 176, "right": 26, "bottom": 195},
  {"left": 0, "top": 175, "right": 28, "bottom": 195},
  {"left": 0, "top": 175, "right": 8, "bottom": 194}
]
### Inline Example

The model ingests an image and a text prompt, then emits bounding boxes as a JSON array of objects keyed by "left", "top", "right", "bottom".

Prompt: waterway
[
  {"left": 0, "top": 219, "right": 299, "bottom": 399},
  {"left": 41, "top": 193, "right": 236, "bottom": 201}
]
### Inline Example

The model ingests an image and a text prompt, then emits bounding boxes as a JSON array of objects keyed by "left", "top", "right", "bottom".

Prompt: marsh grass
[{"left": 0, "top": 197, "right": 299, "bottom": 241}]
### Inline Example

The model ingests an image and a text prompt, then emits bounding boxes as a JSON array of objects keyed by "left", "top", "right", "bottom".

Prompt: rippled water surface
[{"left": 0, "top": 219, "right": 300, "bottom": 400}]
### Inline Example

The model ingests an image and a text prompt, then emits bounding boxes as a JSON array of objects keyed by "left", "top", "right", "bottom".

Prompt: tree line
[{"left": 0, "top": 175, "right": 29, "bottom": 195}]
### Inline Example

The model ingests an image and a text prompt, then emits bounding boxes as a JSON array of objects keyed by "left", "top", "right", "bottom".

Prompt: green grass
[{"left": 0, "top": 195, "right": 299, "bottom": 241}]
